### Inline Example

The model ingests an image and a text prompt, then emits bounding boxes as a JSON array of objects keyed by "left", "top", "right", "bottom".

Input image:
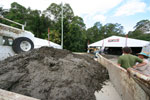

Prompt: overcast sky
[{"left": 1, "top": 0, "right": 150, "bottom": 33}]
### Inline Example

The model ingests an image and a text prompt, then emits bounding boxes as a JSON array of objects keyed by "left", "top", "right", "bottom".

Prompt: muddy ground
[{"left": 0, "top": 47, "right": 108, "bottom": 100}]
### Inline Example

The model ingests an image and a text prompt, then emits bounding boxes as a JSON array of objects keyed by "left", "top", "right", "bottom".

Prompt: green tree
[
  {"left": 86, "top": 22, "right": 124, "bottom": 44},
  {"left": 49, "top": 30, "right": 61, "bottom": 43},
  {"left": 128, "top": 29, "right": 144, "bottom": 39},
  {"left": 65, "top": 16, "right": 86, "bottom": 52},
  {"left": 4, "top": 2, "right": 27, "bottom": 27},
  {"left": 86, "top": 22, "right": 104, "bottom": 44},
  {"left": 134, "top": 19, "right": 150, "bottom": 34},
  {"left": 104, "top": 23, "right": 124, "bottom": 37},
  {"left": 25, "top": 10, "right": 43, "bottom": 38},
  {"left": 44, "top": 3, "right": 74, "bottom": 22},
  {"left": 0, "top": 6, "right": 4, "bottom": 23},
  {"left": 44, "top": 3, "right": 75, "bottom": 47},
  {"left": 134, "top": 19, "right": 150, "bottom": 29},
  {"left": 0, "top": 6, "right": 4, "bottom": 16}
]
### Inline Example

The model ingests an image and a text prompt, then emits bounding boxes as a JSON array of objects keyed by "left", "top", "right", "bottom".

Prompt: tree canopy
[{"left": 128, "top": 19, "right": 150, "bottom": 40}]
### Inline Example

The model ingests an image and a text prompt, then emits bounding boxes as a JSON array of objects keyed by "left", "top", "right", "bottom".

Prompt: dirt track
[{"left": 0, "top": 47, "right": 108, "bottom": 100}]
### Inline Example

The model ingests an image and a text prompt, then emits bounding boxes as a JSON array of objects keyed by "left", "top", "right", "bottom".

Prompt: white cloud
[
  {"left": 64, "top": 0, "right": 123, "bottom": 28},
  {"left": 65, "top": 0, "right": 123, "bottom": 16},
  {"left": 114, "top": 0, "right": 146, "bottom": 16},
  {"left": 82, "top": 14, "right": 107, "bottom": 28},
  {"left": 93, "top": 15, "right": 107, "bottom": 23}
]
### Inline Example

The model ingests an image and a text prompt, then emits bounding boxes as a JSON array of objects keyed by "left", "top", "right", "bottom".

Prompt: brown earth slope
[{"left": 0, "top": 47, "right": 108, "bottom": 100}]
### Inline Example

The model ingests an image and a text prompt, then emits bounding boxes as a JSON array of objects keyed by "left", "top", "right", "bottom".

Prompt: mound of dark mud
[{"left": 0, "top": 47, "right": 108, "bottom": 100}]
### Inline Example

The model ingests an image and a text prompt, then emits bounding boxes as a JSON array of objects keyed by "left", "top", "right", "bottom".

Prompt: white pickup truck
[{"left": 0, "top": 16, "right": 61, "bottom": 60}]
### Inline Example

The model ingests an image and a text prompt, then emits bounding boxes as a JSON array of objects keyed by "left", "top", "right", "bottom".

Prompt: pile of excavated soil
[{"left": 0, "top": 47, "right": 108, "bottom": 100}]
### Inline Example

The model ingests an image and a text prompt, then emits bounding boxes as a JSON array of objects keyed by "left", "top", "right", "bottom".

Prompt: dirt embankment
[{"left": 0, "top": 47, "right": 108, "bottom": 100}]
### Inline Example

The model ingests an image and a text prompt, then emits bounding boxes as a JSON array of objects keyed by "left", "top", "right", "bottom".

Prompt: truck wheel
[{"left": 12, "top": 37, "right": 34, "bottom": 53}]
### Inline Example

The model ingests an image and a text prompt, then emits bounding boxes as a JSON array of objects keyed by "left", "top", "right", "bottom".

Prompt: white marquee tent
[{"left": 88, "top": 36, "right": 149, "bottom": 48}]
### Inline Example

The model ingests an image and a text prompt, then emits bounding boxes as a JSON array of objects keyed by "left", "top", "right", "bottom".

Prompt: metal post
[
  {"left": 125, "top": 34, "right": 128, "bottom": 46},
  {"left": 102, "top": 39, "right": 105, "bottom": 53},
  {"left": 61, "top": 2, "right": 63, "bottom": 49},
  {"left": 48, "top": 28, "right": 50, "bottom": 46}
]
